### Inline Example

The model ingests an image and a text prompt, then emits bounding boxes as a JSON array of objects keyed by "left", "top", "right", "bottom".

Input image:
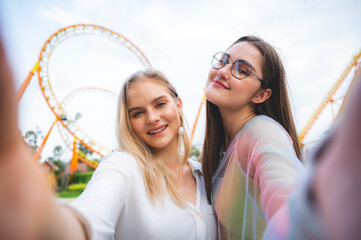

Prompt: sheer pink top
[{"left": 212, "top": 115, "right": 304, "bottom": 240}]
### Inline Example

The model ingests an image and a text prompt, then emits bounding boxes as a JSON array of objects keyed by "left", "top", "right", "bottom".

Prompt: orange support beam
[
  {"left": 191, "top": 91, "right": 206, "bottom": 145},
  {"left": 16, "top": 61, "right": 40, "bottom": 104},
  {"left": 336, "top": 66, "right": 361, "bottom": 120},
  {"left": 33, "top": 118, "right": 58, "bottom": 162},
  {"left": 298, "top": 50, "right": 361, "bottom": 144},
  {"left": 70, "top": 137, "right": 78, "bottom": 174}
]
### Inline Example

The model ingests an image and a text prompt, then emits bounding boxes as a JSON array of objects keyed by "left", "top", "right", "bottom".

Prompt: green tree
[
  {"left": 77, "top": 142, "right": 100, "bottom": 171},
  {"left": 23, "top": 126, "right": 42, "bottom": 153},
  {"left": 48, "top": 145, "right": 67, "bottom": 191},
  {"left": 77, "top": 142, "right": 93, "bottom": 157},
  {"left": 53, "top": 145, "right": 64, "bottom": 157},
  {"left": 190, "top": 145, "right": 201, "bottom": 162},
  {"left": 48, "top": 145, "right": 65, "bottom": 172}
]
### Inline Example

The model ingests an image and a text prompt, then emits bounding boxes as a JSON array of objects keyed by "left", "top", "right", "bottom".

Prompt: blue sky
[{"left": 1, "top": 0, "right": 360, "bottom": 161}]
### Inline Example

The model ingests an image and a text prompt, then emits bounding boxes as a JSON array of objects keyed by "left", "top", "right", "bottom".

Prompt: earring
[{"left": 178, "top": 126, "right": 184, "bottom": 136}]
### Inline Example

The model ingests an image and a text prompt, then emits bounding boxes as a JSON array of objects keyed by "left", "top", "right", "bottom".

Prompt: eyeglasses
[{"left": 211, "top": 52, "right": 263, "bottom": 82}]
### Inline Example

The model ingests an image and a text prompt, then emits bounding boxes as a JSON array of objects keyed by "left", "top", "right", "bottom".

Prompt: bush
[
  {"left": 70, "top": 171, "right": 94, "bottom": 184},
  {"left": 57, "top": 183, "right": 87, "bottom": 198},
  {"left": 57, "top": 191, "right": 82, "bottom": 198},
  {"left": 68, "top": 183, "right": 87, "bottom": 192}
]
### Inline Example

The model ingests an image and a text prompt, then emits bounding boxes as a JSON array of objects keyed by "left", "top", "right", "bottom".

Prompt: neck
[
  {"left": 220, "top": 106, "right": 256, "bottom": 147},
  {"left": 153, "top": 141, "right": 182, "bottom": 173}
]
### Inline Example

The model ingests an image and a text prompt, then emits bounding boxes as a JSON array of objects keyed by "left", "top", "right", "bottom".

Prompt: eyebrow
[{"left": 128, "top": 95, "right": 168, "bottom": 113}]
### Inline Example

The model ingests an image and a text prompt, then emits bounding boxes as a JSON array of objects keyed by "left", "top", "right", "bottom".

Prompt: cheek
[
  {"left": 130, "top": 119, "right": 143, "bottom": 136},
  {"left": 205, "top": 69, "right": 218, "bottom": 99},
  {"left": 166, "top": 107, "right": 181, "bottom": 126},
  {"left": 208, "top": 68, "right": 217, "bottom": 83}
]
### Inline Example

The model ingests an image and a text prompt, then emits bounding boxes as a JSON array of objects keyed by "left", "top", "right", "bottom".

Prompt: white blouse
[{"left": 70, "top": 152, "right": 217, "bottom": 240}]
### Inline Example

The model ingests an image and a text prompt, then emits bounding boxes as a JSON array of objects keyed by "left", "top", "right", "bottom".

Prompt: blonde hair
[{"left": 115, "top": 69, "right": 191, "bottom": 206}]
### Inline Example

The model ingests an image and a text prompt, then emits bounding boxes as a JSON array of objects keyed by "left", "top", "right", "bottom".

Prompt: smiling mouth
[
  {"left": 148, "top": 125, "right": 168, "bottom": 135},
  {"left": 213, "top": 80, "right": 229, "bottom": 89}
]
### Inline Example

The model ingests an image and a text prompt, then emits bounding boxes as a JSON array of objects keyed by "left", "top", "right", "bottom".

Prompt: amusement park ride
[
  {"left": 298, "top": 50, "right": 361, "bottom": 145},
  {"left": 16, "top": 24, "right": 151, "bottom": 173},
  {"left": 16, "top": 24, "right": 361, "bottom": 171}
]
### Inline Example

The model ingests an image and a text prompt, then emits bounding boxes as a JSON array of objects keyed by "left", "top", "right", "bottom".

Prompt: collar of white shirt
[{"left": 187, "top": 158, "right": 203, "bottom": 176}]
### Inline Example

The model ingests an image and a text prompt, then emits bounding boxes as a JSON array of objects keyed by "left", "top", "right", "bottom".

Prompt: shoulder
[
  {"left": 241, "top": 115, "right": 292, "bottom": 141},
  {"left": 233, "top": 115, "right": 297, "bottom": 158},
  {"left": 101, "top": 151, "right": 137, "bottom": 164},
  {"left": 97, "top": 151, "right": 139, "bottom": 173},
  {"left": 102, "top": 151, "right": 136, "bottom": 161},
  {"left": 245, "top": 115, "right": 287, "bottom": 132}
]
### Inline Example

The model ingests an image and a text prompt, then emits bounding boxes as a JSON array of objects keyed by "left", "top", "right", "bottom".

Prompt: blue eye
[
  {"left": 132, "top": 111, "right": 143, "bottom": 118},
  {"left": 156, "top": 102, "right": 166, "bottom": 108}
]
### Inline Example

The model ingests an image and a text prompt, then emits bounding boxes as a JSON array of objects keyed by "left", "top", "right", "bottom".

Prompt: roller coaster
[
  {"left": 17, "top": 24, "right": 151, "bottom": 173},
  {"left": 298, "top": 50, "right": 361, "bottom": 145}
]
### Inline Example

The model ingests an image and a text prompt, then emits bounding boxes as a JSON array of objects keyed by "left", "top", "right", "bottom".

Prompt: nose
[
  {"left": 147, "top": 108, "right": 160, "bottom": 124},
  {"left": 217, "top": 61, "right": 232, "bottom": 80}
]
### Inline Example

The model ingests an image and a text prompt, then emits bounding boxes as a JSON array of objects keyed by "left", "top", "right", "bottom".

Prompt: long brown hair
[
  {"left": 202, "top": 36, "right": 302, "bottom": 201},
  {"left": 116, "top": 69, "right": 191, "bottom": 207}
]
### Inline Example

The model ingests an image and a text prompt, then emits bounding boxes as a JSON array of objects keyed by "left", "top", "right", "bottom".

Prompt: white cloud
[{"left": 37, "top": 6, "right": 90, "bottom": 26}]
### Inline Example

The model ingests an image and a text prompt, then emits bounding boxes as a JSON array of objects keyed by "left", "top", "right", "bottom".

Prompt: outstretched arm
[
  {"left": 0, "top": 36, "right": 87, "bottom": 240},
  {"left": 264, "top": 70, "right": 361, "bottom": 240},
  {"left": 313, "top": 69, "right": 361, "bottom": 239},
  {"left": 239, "top": 117, "right": 304, "bottom": 222}
]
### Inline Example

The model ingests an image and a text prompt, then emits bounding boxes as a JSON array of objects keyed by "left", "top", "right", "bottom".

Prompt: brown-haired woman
[{"left": 202, "top": 36, "right": 304, "bottom": 239}]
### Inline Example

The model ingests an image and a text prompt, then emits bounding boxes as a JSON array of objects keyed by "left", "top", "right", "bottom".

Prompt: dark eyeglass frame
[{"left": 211, "top": 52, "right": 263, "bottom": 83}]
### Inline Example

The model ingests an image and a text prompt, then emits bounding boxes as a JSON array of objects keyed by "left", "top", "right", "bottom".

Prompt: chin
[
  {"left": 205, "top": 90, "right": 220, "bottom": 106},
  {"left": 147, "top": 140, "right": 170, "bottom": 150}
]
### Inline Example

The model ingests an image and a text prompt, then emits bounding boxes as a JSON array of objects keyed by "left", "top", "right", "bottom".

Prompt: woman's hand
[{"left": 0, "top": 141, "right": 53, "bottom": 240}]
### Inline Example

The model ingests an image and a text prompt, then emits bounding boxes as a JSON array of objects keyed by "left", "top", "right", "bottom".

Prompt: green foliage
[
  {"left": 57, "top": 174, "right": 70, "bottom": 192},
  {"left": 53, "top": 145, "right": 64, "bottom": 157},
  {"left": 57, "top": 190, "right": 82, "bottom": 198},
  {"left": 48, "top": 145, "right": 65, "bottom": 175},
  {"left": 68, "top": 183, "right": 87, "bottom": 192},
  {"left": 57, "top": 183, "right": 87, "bottom": 198},
  {"left": 190, "top": 145, "right": 201, "bottom": 162},
  {"left": 48, "top": 145, "right": 64, "bottom": 162},
  {"left": 49, "top": 159, "right": 65, "bottom": 172},
  {"left": 23, "top": 127, "right": 43, "bottom": 153},
  {"left": 78, "top": 142, "right": 94, "bottom": 157},
  {"left": 70, "top": 171, "right": 94, "bottom": 184},
  {"left": 48, "top": 145, "right": 65, "bottom": 177}
]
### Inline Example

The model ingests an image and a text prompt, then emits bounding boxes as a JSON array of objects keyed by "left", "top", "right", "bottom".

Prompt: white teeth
[{"left": 149, "top": 125, "right": 167, "bottom": 134}]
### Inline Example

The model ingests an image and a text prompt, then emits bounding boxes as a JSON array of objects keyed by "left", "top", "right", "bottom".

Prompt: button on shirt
[{"left": 70, "top": 152, "right": 217, "bottom": 240}]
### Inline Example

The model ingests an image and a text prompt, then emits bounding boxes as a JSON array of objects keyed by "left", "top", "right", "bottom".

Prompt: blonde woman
[
  {"left": 0, "top": 66, "right": 216, "bottom": 239},
  {"left": 70, "top": 69, "right": 217, "bottom": 239}
]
